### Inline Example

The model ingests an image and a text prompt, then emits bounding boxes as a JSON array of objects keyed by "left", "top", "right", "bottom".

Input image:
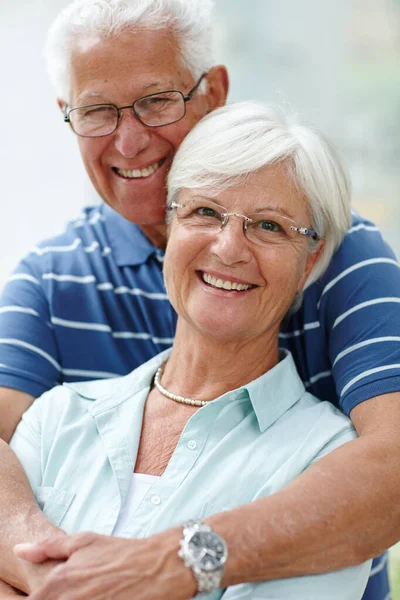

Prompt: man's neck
[{"left": 140, "top": 224, "right": 168, "bottom": 250}]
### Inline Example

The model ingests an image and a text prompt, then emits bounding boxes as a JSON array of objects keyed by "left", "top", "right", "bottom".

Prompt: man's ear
[
  {"left": 57, "top": 98, "right": 67, "bottom": 113},
  {"left": 204, "top": 65, "right": 229, "bottom": 112}
]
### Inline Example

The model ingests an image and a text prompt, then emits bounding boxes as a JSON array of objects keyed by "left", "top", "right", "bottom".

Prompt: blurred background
[{"left": 1, "top": 0, "right": 399, "bottom": 592}]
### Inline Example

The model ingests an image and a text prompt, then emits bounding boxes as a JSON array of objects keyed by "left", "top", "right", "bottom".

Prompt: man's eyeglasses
[
  {"left": 63, "top": 73, "right": 207, "bottom": 138},
  {"left": 169, "top": 197, "right": 320, "bottom": 247}
]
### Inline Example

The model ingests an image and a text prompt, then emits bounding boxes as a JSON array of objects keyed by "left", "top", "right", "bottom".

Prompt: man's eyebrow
[
  {"left": 75, "top": 81, "right": 175, "bottom": 104},
  {"left": 76, "top": 92, "right": 106, "bottom": 104},
  {"left": 141, "top": 80, "right": 175, "bottom": 91}
]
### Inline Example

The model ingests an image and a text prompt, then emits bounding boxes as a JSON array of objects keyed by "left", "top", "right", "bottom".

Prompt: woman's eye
[{"left": 258, "top": 220, "right": 281, "bottom": 233}]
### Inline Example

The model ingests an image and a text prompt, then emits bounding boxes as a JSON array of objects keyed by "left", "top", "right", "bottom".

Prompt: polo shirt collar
[
  {"left": 101, "top": 203, "right": 163, "bottom": 267},
  {"left": 244, "top": 350, "right": 306, "bottom": 432},
  {"left": 68, "top": 348, "right": 305, "bottom": 431}
]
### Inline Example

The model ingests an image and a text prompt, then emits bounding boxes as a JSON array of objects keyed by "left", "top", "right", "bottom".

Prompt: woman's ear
[{"left": 298, "top": 239, "right": 325, "bottom": 292}]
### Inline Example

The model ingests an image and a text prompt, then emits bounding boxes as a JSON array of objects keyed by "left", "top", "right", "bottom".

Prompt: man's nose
[
  {"left": 113, "top": 109, "right": 152, "bottom": 158},
  {"left": 210, "top": 218, "right": 253, "bottom": 265}
]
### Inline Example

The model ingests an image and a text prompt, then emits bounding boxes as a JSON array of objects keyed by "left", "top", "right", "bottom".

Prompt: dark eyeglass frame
[{"left": 63, "top": 73, "right": 207, "bottom": 138}]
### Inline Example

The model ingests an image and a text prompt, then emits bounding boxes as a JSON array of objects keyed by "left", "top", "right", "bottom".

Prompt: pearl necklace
[{"left": 154, "top": 363, "right": 208, "bottom": 407}]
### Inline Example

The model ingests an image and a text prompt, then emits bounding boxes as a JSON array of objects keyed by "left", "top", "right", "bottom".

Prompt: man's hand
[{"left": 15, "top": 530, "right": 197, "bottom": 600}]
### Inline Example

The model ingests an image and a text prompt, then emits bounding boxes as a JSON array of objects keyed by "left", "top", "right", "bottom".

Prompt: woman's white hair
[
  {"left": 45, "top": 0, "right": 216, "bottom": 101},
  {"left": 167, "top": 101, "right": 352, "bottom": 290}
]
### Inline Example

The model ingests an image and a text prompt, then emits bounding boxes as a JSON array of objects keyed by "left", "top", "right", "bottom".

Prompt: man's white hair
[
  {"left": 167, "top": 101, "right": 352, "bottom": 290},
  {"left": 45, "top": 0, "right": 216, "bottom": 101}
]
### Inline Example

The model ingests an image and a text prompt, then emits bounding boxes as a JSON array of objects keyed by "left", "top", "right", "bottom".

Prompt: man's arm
[
  {"left": 0, "top": 388, "right": 61, "bottom": 593},
  {"left": 15, "top": 391, "right": 400, "bottom": 600}
]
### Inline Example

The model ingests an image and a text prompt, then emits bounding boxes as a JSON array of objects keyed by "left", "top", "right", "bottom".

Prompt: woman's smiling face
[{"left": 163, "top": 163, "right": 323, "bottom": 343}]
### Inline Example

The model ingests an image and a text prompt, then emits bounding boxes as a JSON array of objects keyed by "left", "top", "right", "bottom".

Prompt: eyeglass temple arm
[
  {"left": 290, "top": 226, "right": 320, "bottom": 241},
  {"left": 183, "top": 73, "right": 207, "bottom": 102},
  {"left": 169, "top": 201, "right": 183, "bottom": 210},
  {"left": 63, "top": 104, "right": 70, "bottom": 123}
]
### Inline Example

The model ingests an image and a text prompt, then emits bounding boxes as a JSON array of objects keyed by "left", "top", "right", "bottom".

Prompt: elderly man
[{"left": 0, "top": 1, "right": 399, "bottom": 599}]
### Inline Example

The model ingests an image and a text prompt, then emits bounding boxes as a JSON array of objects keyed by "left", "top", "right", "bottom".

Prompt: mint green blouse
[{"left": 10, "top": 349, "right": 371, "bottom": 599}]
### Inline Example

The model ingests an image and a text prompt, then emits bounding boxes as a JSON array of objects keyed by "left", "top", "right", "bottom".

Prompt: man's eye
[
  {"left": 195, "top": 207, "right": 219, "bottom": 218},
  {"left": 81, "top": 106, "right": 114, "bottom": 118},
  {"left": 142, "top": 96, "right": 173, "bottom": 107}
]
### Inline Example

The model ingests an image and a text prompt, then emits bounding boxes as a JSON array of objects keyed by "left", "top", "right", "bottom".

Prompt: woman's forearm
[
  {"left": 0, "top": 439, "right": 60, "bottom": 592},
  {"left": 211, "top": 404, "right": 400, "bottom": 586}
]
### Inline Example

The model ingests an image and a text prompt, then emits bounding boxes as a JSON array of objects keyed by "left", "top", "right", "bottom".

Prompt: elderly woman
[{"left": 6, "top": 102, "right": 370, "bottom": 599}]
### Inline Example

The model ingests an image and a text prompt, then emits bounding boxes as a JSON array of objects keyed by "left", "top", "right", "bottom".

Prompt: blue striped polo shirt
[{"left": 0, "top": 203, "right": 398, "bottom": 600}]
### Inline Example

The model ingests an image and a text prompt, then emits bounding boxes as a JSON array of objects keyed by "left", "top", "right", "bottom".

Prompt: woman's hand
[{"left": 15, "top": 530, "right": 197, "bottom": 600}]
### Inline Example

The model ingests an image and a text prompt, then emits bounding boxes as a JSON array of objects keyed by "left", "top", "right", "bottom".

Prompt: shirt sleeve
[
  {"left": 0, "top": 252, "right": 62, "bottom": 397},
  {"left": 220, "top": 561, "right": 371, "bottom": 600},
  {"left": 318, "top": 219, "right": 400, "bottom": 415},
  {"left": 219, "top": 402, "right": 370, "bottom": 600},
  {"left": 9, "top": 394, "right": 44, "bottom": 489}
]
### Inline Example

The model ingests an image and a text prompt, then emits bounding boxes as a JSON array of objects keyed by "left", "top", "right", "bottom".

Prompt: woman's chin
[{"left": 189, "top": 314, "right": 249, "bottom": 341}]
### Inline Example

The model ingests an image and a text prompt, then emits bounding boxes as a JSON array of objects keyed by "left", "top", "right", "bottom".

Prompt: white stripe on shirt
[
  {"left": 340, "top": 364, "right": 400, "bottom": 397},
  {"left": 369, "top": 553, "right": 388, "bottom": 577},
  {"left": 88, "top": 212, "right": 105, "bottom": 225},
  {"left": 113, "top": 332, "right": 174, "bottom": 344},
  {"left": 32, "top": 238, "right": 82, "bottom": 256},
  {"left": 333, "top": 337, "right": 400, "bottom": 368},
  {"left": 304, "top": 370, "right": 332, "bottom": 388},
  {"left": 0, "top": 306, "right": 40, "bottom": 318},
  {"left": 6, "top": 273, "right": 40, "bottom": 286},
  {"left": 333, "top": 298, "right": 400, "bottom": 329},
  {"left": 83, "top": 241, "right": 100, "bottom": 253},
  {"left": 51, "top": 317, "right": 174, "bottom": 345},
  {"left": 0, "top": 339, "right": 61, "bottom": 371},
  {"left": 51, "top": 317, "right": 111, "bottom": 332},
  {"left": 347, "top": 224, "right": 380, "bottom": 234},
  {"left": 62, "top": 368, "right": 120, "bottom": 379},
  {"left": 114, "top": 286, "right": 168, "bottom": 300},
  {"left": 279, "top": 321, "right": 320, "bottom": 339},
  {"left": 318, "top": 258, "right": 400, "bottom": 307},
  {"left": 43, "top": 273, "right": 97, "bottom": 284},
  {"left": 41, "top": 276, "right": 167, "bottom": 300}
]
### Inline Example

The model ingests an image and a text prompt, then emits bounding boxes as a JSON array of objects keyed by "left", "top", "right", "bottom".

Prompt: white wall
[{"left": 0, "top": 0, "right": 93, "bottom": 286}]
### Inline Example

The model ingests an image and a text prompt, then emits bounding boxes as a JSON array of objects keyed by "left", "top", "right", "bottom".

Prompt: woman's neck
[{"left": 162, "top": 319, "right": 280, "bottom": 402}]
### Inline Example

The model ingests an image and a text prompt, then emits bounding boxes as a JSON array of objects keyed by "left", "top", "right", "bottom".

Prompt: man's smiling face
[{"left": 65, "top": 29, "right": 228, "bottom": 244}]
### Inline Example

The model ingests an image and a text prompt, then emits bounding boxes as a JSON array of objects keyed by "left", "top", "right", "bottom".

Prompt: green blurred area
[{"left": 390, "top": 544, "right": 400, "bottom": 599}]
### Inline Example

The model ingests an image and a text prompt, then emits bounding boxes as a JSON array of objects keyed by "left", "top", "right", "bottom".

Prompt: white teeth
[
  {"left": 116, "top": 161, "right": 160, "bottom": 179},
  {"left": 202, "top": 272, "right": 251, "bottom": 291}
]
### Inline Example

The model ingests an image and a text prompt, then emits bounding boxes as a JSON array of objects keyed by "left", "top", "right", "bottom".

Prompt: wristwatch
[{"left": 178, "top": 519, "right": 228, "bottom": 595}]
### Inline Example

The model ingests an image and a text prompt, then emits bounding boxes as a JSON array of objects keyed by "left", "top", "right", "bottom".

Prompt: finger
[{"left": 14, "top": 535, "right": 73, "bottom": 563}]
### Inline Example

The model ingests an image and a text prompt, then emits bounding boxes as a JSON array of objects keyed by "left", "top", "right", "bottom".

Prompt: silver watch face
[{"left": 189, "top": 531, "right": 227, "bottom": 571}]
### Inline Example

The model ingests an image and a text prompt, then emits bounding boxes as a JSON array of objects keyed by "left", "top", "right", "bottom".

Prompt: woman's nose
[
  {"left": 113, "top": 110, "right": 152, "bottom": 158},
  {"left": 210, "top": 218, "right": 253, "bottom": 265}
]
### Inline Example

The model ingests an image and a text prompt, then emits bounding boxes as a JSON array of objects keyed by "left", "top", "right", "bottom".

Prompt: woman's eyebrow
[
  {"left": 253, "top": 206, "right": 295, "bottom": 220},
  {"left": 189, "top": 195, "right": 296, "bottom": 221}
]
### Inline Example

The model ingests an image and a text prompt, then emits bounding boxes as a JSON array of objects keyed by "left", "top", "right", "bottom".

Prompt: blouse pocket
[{"left": 35, "top": 486, "right": 76, "bottom": 527}]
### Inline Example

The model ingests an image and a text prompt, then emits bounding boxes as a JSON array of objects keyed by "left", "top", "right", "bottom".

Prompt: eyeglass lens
[
  {"left": 69, "top": 91, "right": 186, "bottom": 137},
  {"left": 173, "top": 198, "right": 311, "bottom": 246}
]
